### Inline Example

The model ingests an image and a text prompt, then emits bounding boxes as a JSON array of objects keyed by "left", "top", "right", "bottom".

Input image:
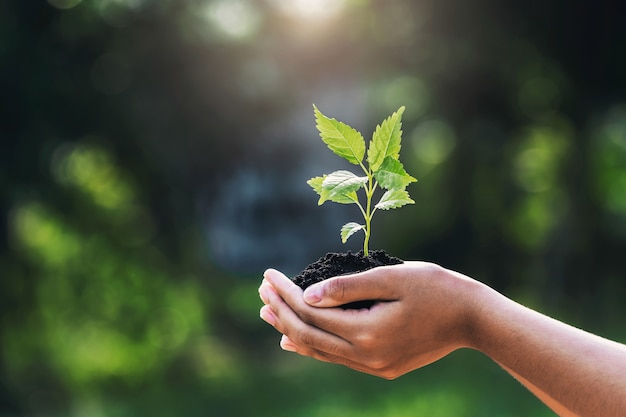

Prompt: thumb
[{"left": 303, "top": 268, "right": 398, "bottom": 307}]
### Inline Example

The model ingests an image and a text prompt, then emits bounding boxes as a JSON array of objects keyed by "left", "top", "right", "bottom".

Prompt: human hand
[{"left": 259, "top": 262, "right": 482, "bottom": 379}]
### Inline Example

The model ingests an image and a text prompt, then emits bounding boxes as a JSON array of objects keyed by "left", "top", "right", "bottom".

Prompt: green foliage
[{"left": 308, "top": 105, "right": 417, "bottom": 256}]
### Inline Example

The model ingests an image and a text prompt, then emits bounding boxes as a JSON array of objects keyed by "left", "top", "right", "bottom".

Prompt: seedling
[{"left": 308, "top": 105, "right": 417, "bottom": 257}]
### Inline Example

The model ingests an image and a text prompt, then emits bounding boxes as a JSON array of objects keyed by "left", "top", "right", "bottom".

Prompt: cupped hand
[{"left": 258, "top": 262, "right": 482, "bottom": 379}]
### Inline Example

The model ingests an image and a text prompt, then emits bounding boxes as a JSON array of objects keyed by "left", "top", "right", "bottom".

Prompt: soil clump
[{"left": 292, "top": 250, "right": 403, "bottom": 309}]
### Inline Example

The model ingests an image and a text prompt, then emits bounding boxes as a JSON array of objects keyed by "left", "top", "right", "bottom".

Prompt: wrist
[
  {"left": 421, "top": 264, "right": 492, "bottom": 352},
  {"left": 460, "top": 277, "right": 514, "bottom": 357},
  {"left": 453, "top": 274, "right": 496, "bottom": 352}
]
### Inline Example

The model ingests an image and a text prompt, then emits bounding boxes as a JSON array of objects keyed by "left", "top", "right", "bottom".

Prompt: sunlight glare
[
  {"left": 204, "top": 0, "right": 261, "bottom": 40},
  {"left": 270, "top": 0, "right": 346, "bottom": 21}
]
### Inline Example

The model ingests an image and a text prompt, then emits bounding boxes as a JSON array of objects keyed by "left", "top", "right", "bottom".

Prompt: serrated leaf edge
[
  {"left": 367, "top": 106, "right": 406, "bottom": 171},
  {"left": 314, "top": 104, "right": 366, "bottom": 165}
]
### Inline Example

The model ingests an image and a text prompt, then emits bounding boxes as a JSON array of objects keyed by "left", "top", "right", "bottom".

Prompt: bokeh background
[{"left": 2, "top": 1, "right": 626, "bottom": 416}]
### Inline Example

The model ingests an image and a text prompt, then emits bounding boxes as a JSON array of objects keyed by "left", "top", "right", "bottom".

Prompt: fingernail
[
  {"left": 258, "top": 284, "right": 270, "bottom": 304},
  {"left": 303, "top": 284, "right": 322, "bottom": 304},
  {"left": 260, "top": 306, "right": 276, "bottom": 326},
  {"left": 263, "top": 269, "right": 279, "bottom": 280},
  {"left": 280, "top": 335, "right": 296, "bottom": 352}
]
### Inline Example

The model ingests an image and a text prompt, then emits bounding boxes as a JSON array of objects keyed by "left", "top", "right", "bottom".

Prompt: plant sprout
[{"left": 307, "top": 105, "right": 417, "bottom": 257}]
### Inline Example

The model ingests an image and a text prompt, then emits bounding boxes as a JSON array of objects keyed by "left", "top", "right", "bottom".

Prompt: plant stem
[{"left": 363, "top": 171, "right": 374, "bottom": 257}]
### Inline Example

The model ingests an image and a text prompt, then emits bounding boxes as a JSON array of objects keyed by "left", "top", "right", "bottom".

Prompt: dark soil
[{"left": 292, "top": 250, "right": 403, "bottom": 309}]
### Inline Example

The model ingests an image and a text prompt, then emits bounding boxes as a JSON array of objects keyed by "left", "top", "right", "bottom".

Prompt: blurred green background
[{"left": 2, "top": 1, "right": 626, "bottom": 416}]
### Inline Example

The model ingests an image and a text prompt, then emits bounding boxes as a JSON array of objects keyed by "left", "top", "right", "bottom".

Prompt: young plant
[{"left": 307, "top": 105, "right": 417, "bottom": 257}]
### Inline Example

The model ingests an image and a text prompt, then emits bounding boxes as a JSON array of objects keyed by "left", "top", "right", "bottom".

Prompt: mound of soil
[{"left": 292, "top": 250, "right": 403, "bottom": 308}]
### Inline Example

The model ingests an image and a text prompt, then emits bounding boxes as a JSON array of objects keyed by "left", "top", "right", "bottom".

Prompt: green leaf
[
  {"left": 341, "top": 222, "right": 365, "bottom": 243},
  {"left": 308, "top": 175, "right": 358, "bottom": 205},
  {"left": 321, "top": 170, "right": 367, "bottom": 203},
  {"left": 375, "top": 189, "right": 415, "bottom": 210},
  {"left": 320, "top": 189, "right": 359, "bottom": 205},
  {"left": 329, "top": 191, "right": 359, "bottom": 205},
  {"left": 367, "top": 106, "right": 405, "bottom": 171},
  {"left": 314, "top": 104, "right": 366, "bottom": 165},
  {"left": 307, "top": 176, "right": 324, "bottom": 195},
  {"left": 373, "top": 156, "right": 417, "bottom": 190}
]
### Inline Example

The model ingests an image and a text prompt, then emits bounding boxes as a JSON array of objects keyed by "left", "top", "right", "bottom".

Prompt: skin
[{"left": 258, "top": 262, "right": 626, "bottom": 417}]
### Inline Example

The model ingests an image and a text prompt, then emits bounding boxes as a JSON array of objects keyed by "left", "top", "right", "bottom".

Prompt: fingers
[
  {"left": 262, "top": 269, "right": 361, "bottom": 334},
  {"left": 259, "top": 268, "right": 401, "bottom": 373},
  {"left": 279, "top": 335, "right": 400, "bottom": 380},
  {"left": 262, "top": 269, "right": 305, "bottom": 311},
  {"left": 303, "top": 265, "right": 402, "bottom": 307},
  {"left": 259, "top": 268, "right": 410, "bottom": 379},
  {"left": 259, "top": 270, "right": 353, "bottom": 357}
]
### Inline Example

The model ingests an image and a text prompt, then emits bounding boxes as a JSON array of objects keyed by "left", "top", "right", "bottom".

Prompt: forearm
[
  {"left": 467, "top": 283, "right": 626, "bottom": 417},
  {"left": 498, "top": 364, "right": 576, "bottom": 417}
]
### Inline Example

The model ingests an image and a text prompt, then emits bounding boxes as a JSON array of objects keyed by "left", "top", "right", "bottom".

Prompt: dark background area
[{"left": 2, "top": 1, "right": 626, "bottom": 416}]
